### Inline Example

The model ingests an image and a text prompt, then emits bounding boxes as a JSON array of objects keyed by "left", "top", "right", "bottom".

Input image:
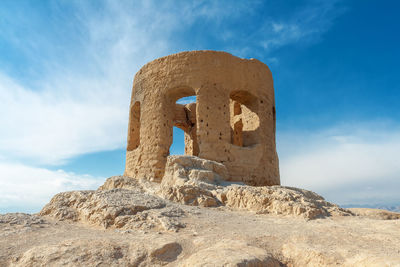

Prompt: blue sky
[{"left": 1, "top": 0, "right": 399, "bottom": 213}]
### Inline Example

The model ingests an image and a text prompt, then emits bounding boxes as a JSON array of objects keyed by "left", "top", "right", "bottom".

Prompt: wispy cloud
[
  {"left": 0, "top": 162, "right": 103, "bottom": 213},
  {"left": 0, "top": 0, "right": 345, "bottom": 165},
  {"left": 279, "top": 122, "right": 400, "bottom": 205},
  {"left": 226, "top": 0, "right": 347, "bottom": 57},
  {"left": 0, "top": 1, "right": 182, "bottom": 165},
  {"left": 0, "top": 73, "right": 127, "bottom": 165}
]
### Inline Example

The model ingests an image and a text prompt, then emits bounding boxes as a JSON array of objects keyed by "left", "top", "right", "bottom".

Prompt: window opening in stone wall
[
  {"left": 127, "top": 101, "right": 140, "bottom": 151},
  {"left": 169, "top": 89, "right": 199, "bottom": 156},
  {"left": 230, "top": 91, "right": 260, "bottom": 147},
  {"left": 176, "top": 96, "right": 196, "bottom": 105},
  {"left": 170, "top": 126, "right": 185, "bottom": 155}
]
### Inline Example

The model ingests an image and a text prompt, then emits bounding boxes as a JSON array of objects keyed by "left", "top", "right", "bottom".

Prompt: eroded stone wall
[{"left": 124, "top": 50, "right": 280, "bottom": 186}]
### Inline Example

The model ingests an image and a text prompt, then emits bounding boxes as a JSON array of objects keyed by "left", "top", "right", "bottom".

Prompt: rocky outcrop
[
  {"left": 159, "top": 156, "right": 351, "bottom": 219},
  {"left": 159, "top": 156, "right": 227, "bottom": 207},
  {"left": 11, "top": 158, "right": 395, "bottom": 266},
  {"left": 222, "top": 185, "right": 351, "bottom": 219},
  {"left": 2, "top": 206, "right": 400, "bottom": 266},
  {"left": 39, "top": 185, "right": 185, "bottom": 232},
  {"left": 39, "top": 157, "right": 351, "bottom": 238},
  {"left": 0, "top": 213, "right": 49, "bottom": 238}
]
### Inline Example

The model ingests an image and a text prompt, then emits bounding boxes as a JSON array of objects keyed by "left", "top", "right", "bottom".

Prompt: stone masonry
[{"left": 124, "top": 51, "right": 280, "bottom": 186}]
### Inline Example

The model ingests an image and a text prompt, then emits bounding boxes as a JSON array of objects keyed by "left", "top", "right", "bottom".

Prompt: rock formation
[
  {"left": 125, "top": 51, "right": 279, "bottom": 186},
  {"left": 1, "top": 172, "right": 400, "bottom": 266}
]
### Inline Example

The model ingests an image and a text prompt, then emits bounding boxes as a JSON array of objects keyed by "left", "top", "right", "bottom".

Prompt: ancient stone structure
[{"left": 124, "top": 51, "right": 280, "bottom": 186}]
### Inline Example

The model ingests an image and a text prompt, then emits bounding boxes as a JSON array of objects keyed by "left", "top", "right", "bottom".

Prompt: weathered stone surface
[
  {"left": 98, "top": 175, "right": 145, "bottom": 191},
  {"left": 0, "top": 213, "right": 46, "bottom": 226},
  {"left": 158, "top": 156, "right": 351, "bottom": 219},
  {"left": 39, "top": 188, "right": 186, "bottom": 231},
  {"left": 348, "top": 208, "right": 400, "bottom": 220},
  {"left": 159, "top": 155, "right": 226, "bottom": 207},
  {"left": 221, "top": 185, "right": 351, "bottom": 219},
  {"left": 10, "top": 239, "right": 183, "bottom": 267},
  {"left": 2, "top": 202, "right": 400, "bottom": 266},
  {"left": 0, "top": 213, "right": 49, "bottom": 238},
  {"left": 125, "top": 50, "right": 280, "bottom": 186},
  {"left": 178, "top": 240, "right": 281, "bottom": 267},
  {"left": 10, "top": 239, "right": 140, "bottom": 267}
]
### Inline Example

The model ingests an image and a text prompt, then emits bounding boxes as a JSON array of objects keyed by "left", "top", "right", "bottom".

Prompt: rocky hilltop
[{"left": 1, "top": 156, "right": 399, "bottom": 266}]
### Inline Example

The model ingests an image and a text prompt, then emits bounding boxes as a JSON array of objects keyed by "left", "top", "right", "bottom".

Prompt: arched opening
[
  {"left": 168, "top": 87, "right": 198, "bottom": 156},
  {"left": 229, "top": 91, "right": 260, "bottom": 147},
  {"left": 127, "top": 101, "right": 140, "bottom": 151}
]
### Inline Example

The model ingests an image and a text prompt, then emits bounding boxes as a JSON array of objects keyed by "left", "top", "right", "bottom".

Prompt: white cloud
[
  {"left": 0, "top": 73, "right": 127, "bottom": 165},
  {"left": 0, "top": 1, "right": 258, "bottom": 165},
  {"left": 0, "top": 1, "right": 185, "bottom": 165},
  {"left": 0, "top": 163, "right": 104, "bottom": 213},
  {"left": 278, "top": 123, "right": 400, "bottom": 206}
]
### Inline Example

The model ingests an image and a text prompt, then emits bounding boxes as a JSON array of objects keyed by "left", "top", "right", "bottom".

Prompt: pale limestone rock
[
  {"left": 0, "top": 213, "right": 46, "bottom": 227},
  {"left": 10, "top": 240, "right": 140, "bottom": 267},
  {"left": 98, "top": 175, "right": 145, "bottom": 191},
  {"left": 16, "top": 156, "right": 395, "bottom": 266},
  {"left": 39, "top": 188, "right": 185, "bottom": 232},
  {"left": 100, "top": 175, "right": 161, "bottom": 196},
  {"left": 0, "top": 213, "right": 49, "bottom": 238},
  {"left": 159, "top": 155, "right": 227, "bottom": 207},
  {"left": 158, "top": 156, "right": 351, "bottom": 219},
  {"left": 348, "top": 208, "right": 400, "bottom": 220},
  {"left": 2, "top": 205, "right": 400, "bottom": 266},
  {"left": 178, "top": 240, "right": 280, "bottom": 267},
  {"left": 221, "top": 185, "right": 351, "bottom": 219},
  {"left": 10, "top": 239, "right": 183, "bottom": 267}
]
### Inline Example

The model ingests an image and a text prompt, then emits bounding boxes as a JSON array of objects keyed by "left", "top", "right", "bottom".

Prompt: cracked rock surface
[{"left": 1, "top": 165, "right": 399, "bottom": 266}]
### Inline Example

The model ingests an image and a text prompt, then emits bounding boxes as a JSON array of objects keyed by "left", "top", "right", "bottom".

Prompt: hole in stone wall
[
  {"left": 176, "top": 96, "right": 196, "bottom": 105},
  {"left": 127, "top": 101, "right": 140, "bottom": 151},
  {"left": 170, "top": 126, "right": 185, "bottom": 155},
  {"left": 168, "top": 87, "right": 199, "bottom": 156},
  {"left": 230, "top": 91, "right": 260, "bottom": 147}
]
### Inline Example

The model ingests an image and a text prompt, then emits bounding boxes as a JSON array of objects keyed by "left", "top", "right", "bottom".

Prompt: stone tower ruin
[{"left": 124, "top": 51, "right": 280, "bottom": 186}]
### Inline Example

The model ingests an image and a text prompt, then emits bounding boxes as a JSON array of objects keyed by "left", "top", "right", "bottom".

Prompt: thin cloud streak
[{"left": 228, "top": 0, "right": 346, "bottom": 57}]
